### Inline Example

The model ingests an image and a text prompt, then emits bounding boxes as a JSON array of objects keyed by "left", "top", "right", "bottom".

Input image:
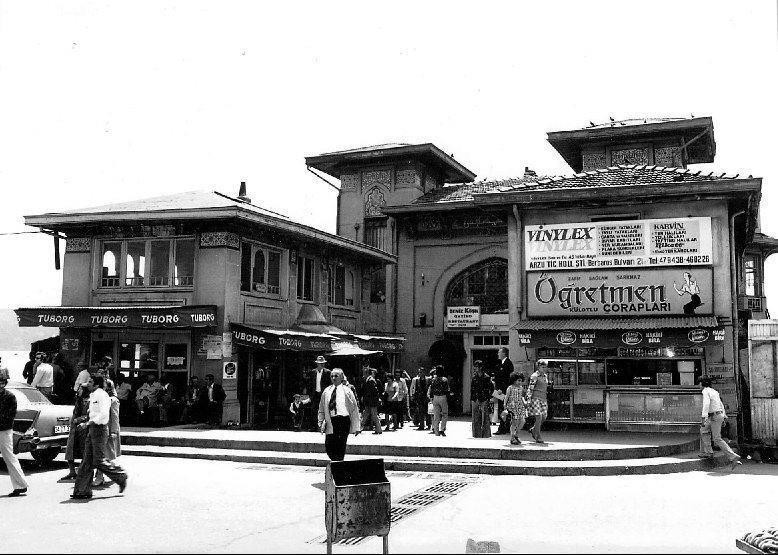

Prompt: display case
[
  {"left": 607, "top": 388, "right": 702, "bottom": 426},
  {"left": 545, "top": 359, "right": 576, "bottom": 386},
  {"left": 547, "top": 388, "right": 572, "bottom": 420},
  {"left": 573, "top": 388, "right": 606, "bottom": 421}
]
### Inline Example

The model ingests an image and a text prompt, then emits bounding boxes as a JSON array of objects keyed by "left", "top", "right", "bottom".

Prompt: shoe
[
  {"left": 118, "top": 477, "right": 127, "bottom": 493},
  {"left": 8, "top": 488, "right": 27, "bottom": 497},
  {"left": 60, "top": 473, "right": 77, "bottom": 481},
  {"left": 92, "top": 480, "right": 105, "bottom": 488},
  {"left": 510, "top": 439, "right": 519, "bottom": 445},
  {"left": 697, "top": 453, "right": 714, "bottom": 459},
  {"left": 439, "top": 431, "right": 446, "bottom": 437},
  {"left": 70, "top": 493, "right": 92, "bottom": 499},
  {"left": 372, "top": 431, "right": 381, "bottom": 435},
  {"left": 428, "top": 431, "right": 437, "bottom": 434}
]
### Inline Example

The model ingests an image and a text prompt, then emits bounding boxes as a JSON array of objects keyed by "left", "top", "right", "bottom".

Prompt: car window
[{"left": 10, "top": 387, "right": 51, "bottom": 405}]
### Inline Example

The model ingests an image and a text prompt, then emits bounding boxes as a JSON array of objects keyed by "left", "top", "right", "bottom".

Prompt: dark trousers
[
  {"left": 495, "top": 399, "right": 509, "bottom": 433},
  {"left": 325, "top": 416, "right": 351, "bottom": 461},
  {"left": 73, "top": 424, "right": 127, "bottom": 496},
  {"left": 207, "top": 402, "right": 223, "bottom": 425}
]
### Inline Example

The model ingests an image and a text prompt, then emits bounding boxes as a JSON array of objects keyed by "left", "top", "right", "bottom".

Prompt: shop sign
[
  {"left": 15, "top": 305, "right": 218, "bottom": 328},
  {"left": 446, "top": 306, "right": 481, "bottom": 329},
  {"left": 223, "top": 361, "right": 237, "bottom": 380},
  {"left": 221, "top": 332, "right": 233, "bottom": 358},
  {"left": 706, "top": 363, "right": 734, "bottom": 381},
  {"left": 62, "top": 338, "right": 80, "bottom": 351},
  {"left": 524, "top": 217, "right": 712, "bottom": 271},
  {"left": 230, "top": 324, "right": 334, "bottom": 352},
  {"left": 516, "top": 327, "right": 724, "bottom": 349},
  {"left": 200, "top": 334, "right": 223, "bottom": 360},
  {"left": 527, "top": 268, "right": 713, "bottom": 317}
]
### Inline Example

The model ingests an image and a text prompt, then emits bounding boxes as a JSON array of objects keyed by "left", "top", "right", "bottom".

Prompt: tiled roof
[
  {"left": 316, "top": 143, "right": 411, "bottom": 156},
  {"left": 412, "top": 174, "right": 558, "bottom": 205},
  {"left": 513, "top": 316, "right": 720, "bottom": 330}
]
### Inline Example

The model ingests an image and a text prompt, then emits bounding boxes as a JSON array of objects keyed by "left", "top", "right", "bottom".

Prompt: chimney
[
  {"left": 524, "top": 166, "right": 537, "bottom": 178},
  {"left": 237, "top": 181, "right": 251, "bottom": 203}
]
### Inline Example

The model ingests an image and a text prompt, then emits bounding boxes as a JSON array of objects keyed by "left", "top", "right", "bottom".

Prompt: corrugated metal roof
[{"left": 513, "top": 316, "right": 720, "bottom": 330}]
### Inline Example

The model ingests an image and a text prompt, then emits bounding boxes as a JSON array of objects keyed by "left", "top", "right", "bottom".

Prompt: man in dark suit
[
  {"left": 202, "top": 374, "right": 227, "bottom": 426},
  {"left": 308, "top": 356, "right": 331, "bottom": 429},
  {"left": 494, "top": 347, "right": 513, "bottom": 435}
]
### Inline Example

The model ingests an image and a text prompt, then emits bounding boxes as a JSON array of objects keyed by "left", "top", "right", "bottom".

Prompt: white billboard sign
[{"left": 524, "top": 217, "right": 712, "bottom": 271}]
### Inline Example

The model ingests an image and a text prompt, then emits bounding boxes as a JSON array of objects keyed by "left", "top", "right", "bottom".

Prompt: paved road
[{"left": 1, "top": 454, "right": 776, "bottom": 553}]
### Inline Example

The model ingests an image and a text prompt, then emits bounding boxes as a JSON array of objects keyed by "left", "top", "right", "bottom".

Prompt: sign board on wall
[
  {"left": 446, "top": 306, "right": 481, "bottom": 329},
  {"left": 223, "top": 361, "right": 237, "bottom": 380},
  {"left": 516, "top": 327, "right": 724, "bottom": 349},
  {"left": 527, "top": 268, "right": 713, "bottom": 317},
  {"left": 524, "top": 217, "right": 712, "bottom": 271}
]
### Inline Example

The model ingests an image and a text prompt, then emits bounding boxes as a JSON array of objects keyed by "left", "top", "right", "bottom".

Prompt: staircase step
[{"left": 121, "top": 444, "right": 730, "bottom": 476}]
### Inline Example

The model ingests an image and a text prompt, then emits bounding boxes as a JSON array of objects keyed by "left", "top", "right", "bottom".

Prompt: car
[{"left": 8, "top": 381, "right": 74, "bottom": 464}]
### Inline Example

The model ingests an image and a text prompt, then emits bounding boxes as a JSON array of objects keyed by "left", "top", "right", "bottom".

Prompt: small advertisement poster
[
  {"left": 527, "top": 268, "right": 713, "bottom": 317},
  {"left": 446, "top": 306, "right": 481, "bottom": 329},
  {"left": 223, "top": 361, "right": 237, "bottom": 380},
  {"left": 524, "top": 217, "right": 712, "bottom": 271}
]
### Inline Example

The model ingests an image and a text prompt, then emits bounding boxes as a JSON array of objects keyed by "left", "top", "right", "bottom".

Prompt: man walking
[
  {"left": 494, "top": 347, "right": 513, "bottom": 435},
  {"left": 428, "top": 366, "right": 450, "bottom": 437},
  {"left": 699, "top": 377, "right": 742, "bottom": 469},
  {"left": 470, "top": 360, "right": 494, "bottom": 438},
  {"left": 318, "top": 368, "right": 361, "bottom": 461},
  {"left": 309, "top": 356, "right": 331, "bottom": 430},
  {"left": 72, "top": 374, "right": 127, "bottom": 499},
  {"left": 0, "top": 369, "right": 28, "bottom": 497},
  {"left": 360, "top": 369, "right": 382, "bottom": 434}
]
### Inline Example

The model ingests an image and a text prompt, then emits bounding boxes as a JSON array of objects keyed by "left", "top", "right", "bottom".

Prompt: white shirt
[
  {"left": 702, "top": 387, "right": 726, "bottom": 417},
  {"left": 31, "top": 363, "right": 54, "bottom": 388},
  {"left": 324, "top": 384, "right": 349, "bottom": 417},
  {"left": 88, "top": 388, "right": 111, "bottom": 425},
  {"left": 208, "top": 384, "right": 214, "bottom": 402},
  {"left": 73, "top": 369, "right": 91, "bottom": 392}
]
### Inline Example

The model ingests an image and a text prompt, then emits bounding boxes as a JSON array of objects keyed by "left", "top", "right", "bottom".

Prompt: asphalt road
[{"left": 1, "top": 454, "right": 776, "bottom": 553}]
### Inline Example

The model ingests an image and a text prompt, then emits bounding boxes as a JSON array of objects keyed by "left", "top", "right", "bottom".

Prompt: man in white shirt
[
  {"left": 318, "top": 368, "right": 361, "bottom": 461},
  {"left": 31, "top": 353, "right": 55, "bottom": 397},
  {"left": 73, "top": 362, "right": 92, "bottom": 393},
  {"left": 699, "top": 377, "right": 742, "bottom": 468},
  {"left": 71, "top": 374, "right": 128, "bottom": 499},
  {"left": 135, "top": 373, "right": 163, "bottom": 416}
]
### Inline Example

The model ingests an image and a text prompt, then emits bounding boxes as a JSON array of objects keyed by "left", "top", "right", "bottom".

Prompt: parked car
[{"left": 8, "top": 381, "right": 73, "bottom": 464}]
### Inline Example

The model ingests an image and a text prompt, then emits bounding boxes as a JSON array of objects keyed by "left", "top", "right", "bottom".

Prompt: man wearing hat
[
  {"left": 308, "top": 356, "right": 331, "bottom": 431},
  {"left": 0, "top": 368, "right": 29, "bottom": 496}
]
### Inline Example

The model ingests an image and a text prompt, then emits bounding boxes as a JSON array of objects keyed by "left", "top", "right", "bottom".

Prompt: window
[
  {"left": 101, "top": 242, "right": 121, "bottom": 287},
  {"left": 445, "top": 258, "right": 508, "bottom": 314},
  {"left": 745, "top": 254, "right": 759, "bottom": 297},
  {"left": 100, "top": 237, "right": 195, "bottom": 289},
  {"left": 119, "top": 342, "right": 159, "bottom": 372},
  {"left": 369, "top": 266, "right": 386, "bottom": 303},
  {"left": 345, "top": 270, "right": 354, "bottom": 306},
  {"left": 364, "top": 218, "right": 388, "bottom": 251},
  {"left": 296, "top": 256, "right": 315, "bottom": 301},
  {"left": 241, "top": 241, "right": 282, "bottom": 295},
  {"left": 328, "top": 264, "right": 353, "bottom": 306}
]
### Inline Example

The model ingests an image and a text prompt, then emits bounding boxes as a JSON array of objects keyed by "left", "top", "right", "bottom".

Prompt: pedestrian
[
  {"left": 73, "top": 361, "right": 92, "bottom": 394},
  {"left": 308, "top": 356, "right": 331, "bottom": 430},
  {"left": 494, "top": 347, "right": 513, "bottom": 435},
  {"left": 22, "top": 352, "right": 37, "bottom": 385},
  {"left": 71, "top": 374, "right": 127, "bottom": 499},
  {"left": 470, "top": 360, "right": 494, "bottom": 438},
  {"left": 51, "top": 354, "right": 68, "bottom": 404},
  {"left": 428, "top": 366, "right": 450, "bottom": 437},
  {"left": 360, "top": 369, "right": 382, "bottom": 434},
  {"left": 402, "top": 370, "right": 412, "bottom": 425},
  {"left": 289, "top": 394, "right": 306, "bottom": 431},
  {"left": 384, "top": 370, "right": 408, "bottom": 431},
  {"left": 114, "top": 373, "right": 133, "bottom": 424},
  {"left": 93, "top": 379, "right": 121, "bottom": 487},
  {"left": 0, "top": 368, "right": 28, "bottom": 496},
  {"left": 99, "top": 356, "right": 117, "bottom": 382},
  {"left": 410, "top": 367, "right": 428, "bottom": 430},
  {"left": 202, "top": 374, "right": 227, "bottom": 426},
  {"left": 31, "top": 353, "right": 55, "bottom": 398},
  {"left": 318, "top": 368, "right": 361, "bottom": 461},
  {"left": 526, "top": 361, "right": 549, "bottom": 443},
  {"left": 61, "top": 384, "right": 91, "bottom": 481},
  {"left": 182, "top": 375, "right": 205, "bottom": 424},
  {"left": 699, "top": 377, "right": 742, "bottom": 469},
  {"left": 503, "top": 372, "right": 527, "bottom": 445}
]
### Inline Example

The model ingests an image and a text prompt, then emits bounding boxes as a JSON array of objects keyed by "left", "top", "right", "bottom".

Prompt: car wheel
[{"left": 31, "top": 448, "right": 60, "bottom": 465}]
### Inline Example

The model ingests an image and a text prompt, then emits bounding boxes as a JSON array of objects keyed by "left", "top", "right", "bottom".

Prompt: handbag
[{"left": 427, "top": 401, "right": 434, "bottom": 415}]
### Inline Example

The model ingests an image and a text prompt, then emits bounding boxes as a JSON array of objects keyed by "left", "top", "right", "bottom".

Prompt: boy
[{"left": 289, "top": 394, "right": 306, "bottom": 431}]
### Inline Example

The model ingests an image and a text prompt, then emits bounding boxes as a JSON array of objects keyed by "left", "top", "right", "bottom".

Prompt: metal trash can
[{"left": 325, "top": 458, "right": 391, "bottom": 554}]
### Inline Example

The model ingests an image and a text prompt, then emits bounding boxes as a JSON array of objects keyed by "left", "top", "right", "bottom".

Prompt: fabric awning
[
  {"left": 329, "top": 341, "right": 381, "bottom": 357},
  {"left": 352, "top": 334, "right": 405, "bottom": 353},
  {"left": 15, "top": 305, "right": 217, "bottom": 329},
  {"left": 513, "top": 316, "right": 724, "bottom": 348},
  {"left": 230, "top": 323, "right": 334, "bottom": 352}
]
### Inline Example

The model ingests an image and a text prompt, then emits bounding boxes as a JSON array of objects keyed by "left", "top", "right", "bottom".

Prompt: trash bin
[{"left": 325, "top": 458, "right": 391, "bottom": 554}]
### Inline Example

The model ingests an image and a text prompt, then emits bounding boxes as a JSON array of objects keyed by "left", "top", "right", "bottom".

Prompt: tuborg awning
[
  {"left": 352, "top": 334, "right": 405, "bottom": 353},
  {"left": 230, "top": 323, "right": 335, "bottom": 352},
  {"left": 15, "top": 305, "right": 218, "bottom": 329},
  {"left": 513, "top": 316, "right": 725, "bottom": 349}
]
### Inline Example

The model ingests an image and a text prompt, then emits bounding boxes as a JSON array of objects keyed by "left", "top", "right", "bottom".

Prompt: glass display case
[
  {"left": 608, "top": 389, "right": 702, "bottom": 424},
  {"left": 545, "top": 359, "right": 576, "bottom": 386},
  {"left": 547, "top": 388, "right": 572, "bottom": 420},
  {"left": 573, "top": 388, "right": 606, "bottom": 421},
  {"left": 577, "top": 360, "right": 606, "bottom": 385}
]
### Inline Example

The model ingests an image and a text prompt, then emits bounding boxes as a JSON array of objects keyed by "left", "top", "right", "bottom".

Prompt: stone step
[
  {"left": 121, "top": 432, "right": 698, "bottom": 462},
  {"left": 120, "top": 444, "right": 732, "bottom": 476}
]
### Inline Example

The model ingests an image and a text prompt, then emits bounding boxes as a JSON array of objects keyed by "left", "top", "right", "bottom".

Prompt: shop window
[
  {"left": 369, "top": 266, "right": 386, "bottom": 303},
  {"left": 164, "top": 343, "right": 188, "bottom": 371},
  {"left": 101, "top": 242, "right": 121, "bottom": 287},
  {"left": 445, "top": 258, "right": 508, "bottom": 314},
  {"left": 473, "top": 336, "right": 483, "bottom": 346},
  {"left": 577, "top": 360, "right": 605, "bottom": 385},
  {"left": 174, "top": 239, "right": 195, "bottom": 286},
  {"left": 91, "top": 340, "right": 114, "bottom": 366},
  {"left": 296, "top": 256, "right": 315, "bottom": 301},
  {"left": 548, "top": 389, "right": 572, "bottom": 420},
  {"left": 609, "top": 392, "right": 703, "bottom": 423},
  {"left": 606, "top": 359, "right": 702, "bottom": 387},
  {"left": 119, "top": 342, "right": 159, "bottom": 374},
  {"left": 241, "top": 242, "right": 282, "bottom": 295},
  {"left": 572, "top": 389, "right": 605, "bottom": 420},
  {"left": 745, "top": 254, "right": 759, "bottom": 297},
  {"left": 544, "top": 359, "right": 576, "bottom": 386},
  {"left": 149, "top": 240, "right": 170, "bottom": 286}
]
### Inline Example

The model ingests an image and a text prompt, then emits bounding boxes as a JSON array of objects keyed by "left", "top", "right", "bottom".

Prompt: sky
[{"left": 0, "top": 1, "right": 777, "bottom": 311}]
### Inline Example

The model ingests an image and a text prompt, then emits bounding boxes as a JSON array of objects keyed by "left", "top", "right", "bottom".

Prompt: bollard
[{"left": 325, "top": 458, "right": 391, "bottom": 554}]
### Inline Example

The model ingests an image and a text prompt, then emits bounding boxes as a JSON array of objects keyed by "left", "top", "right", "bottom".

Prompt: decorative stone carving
[
  {"left": 396, "top": 169, "right": 419, "bottom": 189},
  {"left": 610, "top": 148, "right": 649, "bottom": 166},
  {"left": 341, "top": 173, "right": 359, "bottom": 192},
  {"left": 654, "top": 146, "right": 682, "bottom": 168},
  {"left": 65, "top": 237, "right": 91, "bottom": 253},
  {"left": 582, "top": 151, "right": 607, "bottom": 170},
  {"left": 362, "top": 170, "right": 391, "bottom": 189},
  {"left": 200, "top": 232, "right": 240, "bottom": 250},
  {"left": 364, "top": 188, "right": 387, "bottom": 217}
]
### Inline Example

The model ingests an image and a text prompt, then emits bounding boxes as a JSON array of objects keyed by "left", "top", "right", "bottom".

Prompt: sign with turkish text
[
  {"left": 527, "top": 268, "right": 713, "bottom": 317},
  {"left": 516, "top": 327, "right": 724, "bottom": 349},
  {"left": 525, "top": 217, "right": 712, "bottom": 271},
  {"left": 446, "top": 306, "right": 481, "bottom": 329},
  {"left": 15, "top": 305, "right": 217, "bottom": 328}
]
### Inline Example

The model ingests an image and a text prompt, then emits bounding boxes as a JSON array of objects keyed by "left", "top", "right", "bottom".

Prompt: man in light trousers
[
  {"left": 0, "top": 369, "right": 28, "bottom": 496},
  {"left": 699, "top": 377, "right": 742, "bottom": 470},
  {"left": 428, "top": 366, "right": 450, "bottom": 437}
]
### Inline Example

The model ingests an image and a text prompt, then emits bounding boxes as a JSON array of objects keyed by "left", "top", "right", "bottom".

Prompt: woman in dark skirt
[{"left": 60, "top": 384, "right": 91, "bottom": 480}]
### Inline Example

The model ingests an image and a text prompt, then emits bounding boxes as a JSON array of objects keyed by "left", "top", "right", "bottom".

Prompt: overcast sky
[{"left": 0, "top": 1, "right": 776, "bottom": 311}]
